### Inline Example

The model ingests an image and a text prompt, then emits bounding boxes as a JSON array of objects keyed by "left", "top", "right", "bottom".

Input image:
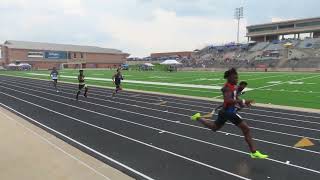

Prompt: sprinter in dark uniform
[
  {"left": 76, "top": 70, "right": 88, "bottom": 100},
  {"left": 191, "top": 68, "right": 268, "bottom": 159},
  {"left": 50, "top": 67, "right": 59, "bottom": 92},
  {"left": 112, "top": 68, "right": 124, "bottom": 97}
]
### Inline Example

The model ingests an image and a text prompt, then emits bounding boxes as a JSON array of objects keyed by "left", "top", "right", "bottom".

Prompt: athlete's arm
[{"left": 112, "top": 74, "right": 116, "bottom": 83}]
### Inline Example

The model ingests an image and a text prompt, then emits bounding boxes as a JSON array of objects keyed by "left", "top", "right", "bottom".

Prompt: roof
[
  {"left": 3, "top": 40, "right": 128, "bottom": 55},
  {"left": 247, "top": 17, "right": 320, "bottom": 28}
]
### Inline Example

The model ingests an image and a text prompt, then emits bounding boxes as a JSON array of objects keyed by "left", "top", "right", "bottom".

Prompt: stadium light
[{"left": 234, "top": 7, "right": 244, "bottom": 44}]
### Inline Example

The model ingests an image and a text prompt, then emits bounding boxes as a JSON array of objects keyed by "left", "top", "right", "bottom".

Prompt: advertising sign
[{"left": 45, "top": 51, "right": 67, "bottom": 59}]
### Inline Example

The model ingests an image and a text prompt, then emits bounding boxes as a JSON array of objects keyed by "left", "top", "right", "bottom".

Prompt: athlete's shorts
[
  {"left": 78, "top": 84, "right": 88, "bottom": 90},
  {"left": 215, "top": 110, "right": 243, "bottom": 126},
  {"left": 53, "top": 79, "right": 58, "bottom": 83},
  {"left": 115, "top": 81, "right": 121, "bottom": 89}
]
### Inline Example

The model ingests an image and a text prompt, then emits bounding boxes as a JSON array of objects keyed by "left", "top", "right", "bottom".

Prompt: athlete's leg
[
  {"left": 192, "top": 112, "right": 224, "bottom": 132},
  {"left": 198, "top": 118, "right": 223, "bottom": 132},
  {"left": 76, "top": 85, "right": 83, "bottom": 100},
  {"left": 237, "top": 121, "right": 256, "bottom": 153},
  {"left": 84, "top": 85, "right": 88, "bottom": 97}
]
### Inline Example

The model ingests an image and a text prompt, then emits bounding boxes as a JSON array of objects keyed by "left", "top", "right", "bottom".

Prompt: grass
[{"left": 0, "top": 69, "right": 319, "bottom": 109}]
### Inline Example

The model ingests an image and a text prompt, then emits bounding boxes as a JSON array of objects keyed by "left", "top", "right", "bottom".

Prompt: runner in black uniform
[
  {"left": 112, "top": 68, "right": 124, "bottom": 97},
  {"left": 76, "top": 70, "right": 88, "bottom": 100},
  {"left": 50, "top": 67, "right": 59, "bottom": 92},
  {"left": 191, "top": 68, "right": 268, "bottom": 159}
]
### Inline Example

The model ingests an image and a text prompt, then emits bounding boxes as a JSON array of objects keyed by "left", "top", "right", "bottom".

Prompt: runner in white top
[{"left": 50, "top": 67, "right": 59, "bottom": 92}]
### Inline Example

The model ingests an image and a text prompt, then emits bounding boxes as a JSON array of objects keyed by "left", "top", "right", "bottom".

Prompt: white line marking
[
  {"left": 0, "top": 94, "right": 251, "bottom": 180},
  {"left": 0, "top": 110, "right": 112, "bottom": 180},
  {"left": 0, "top": 102, "right": 154, "bottom": 180},
  {"left": 2, "top": 83, "right": 320, "bottom": 163},
  {"left": 4, "top": 79, "right": 320, "bottom": 144},
  {"left": 27, "top": 73, "right": 226, "bottom": 90},
  {"left": 254, "top": 74, "right": 320, "bottom": 90},
  {"left": 246, "top": 74, "right": 289, "bottom": 81},
  {"left": 3, "top": 92, "right": 320, "bottom": 176}
]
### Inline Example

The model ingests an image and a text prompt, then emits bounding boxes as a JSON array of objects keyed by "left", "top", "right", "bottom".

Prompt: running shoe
[
  {"left": 191, "top": 113, "right": 201, "bottom": 121},
  {"left": 250, "top": 151, "right": 268, "bottom": 159}
]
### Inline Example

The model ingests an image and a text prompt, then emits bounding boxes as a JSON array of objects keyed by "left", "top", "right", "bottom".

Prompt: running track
[{"left": 0, "top": 75, "right": 319, "bottom": 180}]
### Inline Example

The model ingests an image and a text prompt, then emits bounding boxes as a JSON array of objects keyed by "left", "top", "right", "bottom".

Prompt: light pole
[{"left": 234, "top": 7, "right": 244, "bottom": 44}]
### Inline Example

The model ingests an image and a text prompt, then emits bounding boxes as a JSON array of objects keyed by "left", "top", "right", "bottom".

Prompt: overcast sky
[{"left": 0, "top": 0, "right": 319, "bottom": 57}]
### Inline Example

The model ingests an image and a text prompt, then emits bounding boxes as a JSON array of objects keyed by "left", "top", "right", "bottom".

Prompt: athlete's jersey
[
  {"left": 78, "top": 75, "right": 85, "bottom": 85},
  {"left": 222, "top": 83, "right": 237, "bottom": 113},
  {"left": 114, "top": 72, "right": 123, "bottom": 81},
  {"left": 114, "top": 72, "right": 123, "bottom": 85},
  {"left": 50, "top": 70, "right": 59, "bottom": 80}
]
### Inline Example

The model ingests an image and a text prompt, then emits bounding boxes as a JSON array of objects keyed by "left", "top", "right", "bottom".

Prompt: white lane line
[
  {"left": 0, "top": 102, "right": 154, "bottom": 180},
  {"left": 27, "top": 73, "right": 225, "bottom": 90},
  {"left": 0, "top": 110, "right": 112, "bottom": 180},
  {"left": 4, "top": 79, "right": 320, "bottom": 144},
  {"left": 2, "top": 84, "right": 320, "bottom": 158},
  {"left": 67, "top": 84, "right": 319, "bottom": 119},
  {"left": 0, "top": 94, "right": 251, "bottom": 180},
  {"left": 2, "top": 91, "right": 320, "bottom": 176},
  {"left": 6, "top": 75, "right": 320, "bottom": 120},
  {"left": 11, "top": 78, "right": 320, "bottom": 125}
]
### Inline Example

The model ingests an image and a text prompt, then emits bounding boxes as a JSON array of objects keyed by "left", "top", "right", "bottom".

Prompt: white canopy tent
[
  {"left": 17, "top": 63, "right": 31, "bottom": 67},
  {"left": 7, "top": 63, "right": 17, "bottom": 67},
  {"left": 160, "top": 59, "right": 182, "bottom": 65},
  {"left": 144, "top": 63, "right": 155, "bottom": 67}
]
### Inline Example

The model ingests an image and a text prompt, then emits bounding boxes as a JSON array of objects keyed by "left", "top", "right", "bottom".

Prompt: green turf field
[{"left": 0, "top": 69, "right": 319, "bottom": 109}]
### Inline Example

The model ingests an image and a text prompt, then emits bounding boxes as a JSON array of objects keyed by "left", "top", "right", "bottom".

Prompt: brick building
[{"left": 0, "top": 40, "right": 129, "bottom": 69}]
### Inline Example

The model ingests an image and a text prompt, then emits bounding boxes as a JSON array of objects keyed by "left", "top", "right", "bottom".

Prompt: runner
[
  {"left": 112, "top": 68, "right": 124, "bottom": 97},
  {"left": 50, "top": 67, "right": 59, "bottom": 92},
  {"left": 191, "top": 68, "right": 268, "bottom": 159},
  {"left": 76, "top": 69, "right": 88, "bottom": 100}
]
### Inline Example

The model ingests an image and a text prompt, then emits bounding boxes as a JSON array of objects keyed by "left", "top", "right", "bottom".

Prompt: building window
[
  {"left": 68, "top": 52, "right": 71, "bottom": 59},
  {"left": 28, "top": 51, "right": 44, "bottom": 58},
  {"left": 74, "top": 53, "right": 77, "bottom": 58},
  {"left": 279, "top": 24, "right": 294, "bottom": 29},
  {"left": 249, "top": 26, "right": 277, "bottom": 33},
  {"left": 296, "top": 21, "right": 320, "bottom": 28},
  {"left": 80, "top": 53, "right": 84, "bottom": 59}
]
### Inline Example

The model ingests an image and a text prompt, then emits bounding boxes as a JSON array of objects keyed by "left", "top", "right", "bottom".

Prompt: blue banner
[{"left": 45, "top": 51, "right": 67, "bottom": 59}]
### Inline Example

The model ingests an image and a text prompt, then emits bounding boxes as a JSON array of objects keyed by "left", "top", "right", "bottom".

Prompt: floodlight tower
[{"left": 234, "top": 7, "right": 244, "bottom": 44}]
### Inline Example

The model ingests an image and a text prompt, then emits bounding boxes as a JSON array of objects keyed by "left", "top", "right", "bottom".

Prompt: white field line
[
  {"left": 245, "top": 74, "right": 289, "bottom": 81},
  {"left": 27, "top": 73, "right": 253, "bottom": 91},
  {"left": 253, "top": 75, "right": 320, "bottom": 90}
]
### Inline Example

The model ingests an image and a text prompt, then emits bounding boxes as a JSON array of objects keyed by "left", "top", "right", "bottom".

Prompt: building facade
[
  {"left": 247, "top": 17, "right": 320, "bottom": 42},
  {"left": 0, "top": 40, "right": 129, "bottom": 69}
]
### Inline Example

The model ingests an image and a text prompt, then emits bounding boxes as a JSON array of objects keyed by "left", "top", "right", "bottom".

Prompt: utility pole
[{"left": 234, "top": 7, "right": 244, "bottom": 44}]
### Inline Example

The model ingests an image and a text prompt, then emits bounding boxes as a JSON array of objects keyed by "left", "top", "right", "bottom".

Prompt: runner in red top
[{"left": 191, "top": 68, "right": 268, "bottom": 159}]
